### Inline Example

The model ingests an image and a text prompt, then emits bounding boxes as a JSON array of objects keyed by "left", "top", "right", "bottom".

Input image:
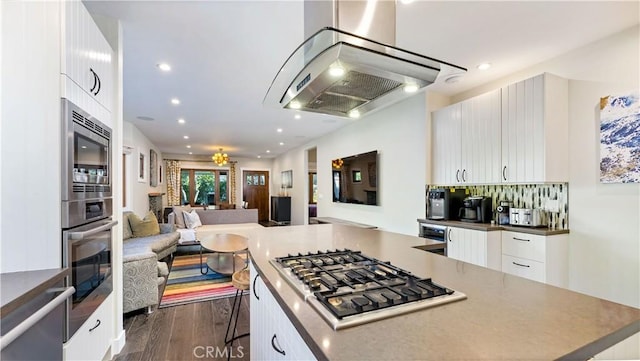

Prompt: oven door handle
[
  {"left": 69, "top": 220, "right": 118, "bottom": 240},
  {"left": 0, "top": 286, "right": 75, "bottom": 350}
]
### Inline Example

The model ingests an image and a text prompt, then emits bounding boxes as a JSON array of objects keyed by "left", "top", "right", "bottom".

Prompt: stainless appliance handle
[
  {"left": 69, "top": 220, "right": 118, "bottom": 240},
  {"left": 0, "top": 286, "right": 75, "bottom": 350}
]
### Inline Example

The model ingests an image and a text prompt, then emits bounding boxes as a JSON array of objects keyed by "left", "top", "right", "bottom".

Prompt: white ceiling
[{"left": 84, "top": 0, "right": 639, "bottom": 159}]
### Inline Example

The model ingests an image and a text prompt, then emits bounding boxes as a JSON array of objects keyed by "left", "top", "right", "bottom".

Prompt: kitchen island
[{"left": 247, "top": 224, "right": 639, "bottom": 360}]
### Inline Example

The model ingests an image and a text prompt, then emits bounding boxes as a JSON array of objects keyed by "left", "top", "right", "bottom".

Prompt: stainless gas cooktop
[{"left": 270, "top": 249, "right": 466, "bottom": 330}]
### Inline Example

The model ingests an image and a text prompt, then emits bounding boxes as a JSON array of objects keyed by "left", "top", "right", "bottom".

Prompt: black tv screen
[{"left": 332, "top": 150, "right": 378, "bottom": 206}]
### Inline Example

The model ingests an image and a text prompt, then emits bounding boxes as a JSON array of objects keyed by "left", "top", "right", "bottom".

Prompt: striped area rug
[{"left": 159, "top": 254, "right": 243, "bottom": 308}]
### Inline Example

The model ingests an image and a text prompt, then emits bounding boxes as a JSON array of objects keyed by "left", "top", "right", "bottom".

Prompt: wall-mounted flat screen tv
[{"left": 332, "top": 150, "right": 378, "bottom": 206}]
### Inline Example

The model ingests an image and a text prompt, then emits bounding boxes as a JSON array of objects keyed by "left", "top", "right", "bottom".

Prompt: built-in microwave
[{"left": 61, "top": 99, "right": 112, "bottom": 228}]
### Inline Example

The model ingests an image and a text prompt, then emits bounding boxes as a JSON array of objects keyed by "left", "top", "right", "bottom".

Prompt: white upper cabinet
[
  {"left": 500, "top": 73, "right": 568, "bottom": 183},
  {"left": 432, "top": 89, "right": 501, "bottom": 185},
  {"left": 60, "top": 1, "right": 113, "bottom": 123},
  {"left": 432, "top": 103, "right": 462, "bottom": 185}
]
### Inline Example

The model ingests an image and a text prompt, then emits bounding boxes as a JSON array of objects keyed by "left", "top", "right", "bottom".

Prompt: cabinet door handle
[
  {"left": 513, "top": 237, "right": 530, "bottom": 242},
  {"left": 271, "top": 334, "right": 285, "bottom": 356},
  {"left": 455, "top": 169, "right": 460, "bottom": 182},
  {"left": 448, "top": 228, "right": 453, "bottom": 242},
  {"left": 502, "top": 166, "right": 507, "bottom": 181},
  {"left": 94, "top": 73, "right": 101, "bottom": 96},
  {"left": 89, "top": 319, "right": 101, "bottom": 332},
  {"left": 512, "top": 262, "right": 530, "bottom": 268},
  {"left": 89, "top": 68, "right": 98, "bottom": 93},
  {"left": 252, "top": 275, "right": 260, "bottom": 300},
  {"left": 89, "top": 68, "right": 101, "bottom": 96},
  {"left": 462, "top": 169, "right": 467, "bottom": 182}
]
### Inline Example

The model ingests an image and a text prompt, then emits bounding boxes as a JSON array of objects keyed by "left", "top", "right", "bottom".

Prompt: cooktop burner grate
[{"left": 270, "top": 249, "right": 466, "bottom": 330}]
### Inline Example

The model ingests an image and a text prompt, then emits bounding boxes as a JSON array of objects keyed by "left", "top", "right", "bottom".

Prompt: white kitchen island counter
[{"left": 245, "top": 224, "right": 639, "bottom": 360}]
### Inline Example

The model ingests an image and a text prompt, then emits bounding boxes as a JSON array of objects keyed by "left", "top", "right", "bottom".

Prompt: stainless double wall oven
[{"left": 61, "top": 99, "right": 116, "bottom": 341}]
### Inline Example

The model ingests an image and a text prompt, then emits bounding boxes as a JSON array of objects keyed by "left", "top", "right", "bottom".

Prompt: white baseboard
[{"left": 111, "top": 329, "right": 126, "bottom": 357}]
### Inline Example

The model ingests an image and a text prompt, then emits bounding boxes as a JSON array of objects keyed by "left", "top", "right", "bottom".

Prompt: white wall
[
  {"left": 123, "top": 122, "right": 164, "bottom": 217},
  {"left": 275, "top": 93, "right": 428, "bottom": 234},
  {"left": 451, "top": 25, "right": 640, "bottom": 308}
]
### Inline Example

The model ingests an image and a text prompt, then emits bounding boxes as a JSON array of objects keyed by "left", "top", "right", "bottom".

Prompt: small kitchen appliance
[
  {"left": 496, "top": 201, "right": 512, "bottom": 225},
  {"left": 459, "top": 196, "right": 492, "bottom": 223},
  {"left": 509, "top": 208, "right": 546, "bottom": 227},
  {"left": 426, "top": 188, "right": 465, "bottom": 220},
  {"left": 271, "top": 249, "right": 466, "bottom": 330}
]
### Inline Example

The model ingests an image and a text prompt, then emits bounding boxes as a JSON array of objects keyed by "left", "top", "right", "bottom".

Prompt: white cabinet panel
[
  {"left": 432, "top": 89, "right": 501, "bottom": 185},
  {"left": 63, "top": 293, "right": 113, "bottom": 361},
  {"left": 447, "top": 227, "right": 501, "bottom": 271},
  {"left": 501, "top": 231, "right": 546, "bottom": 262},
  {"left": 501, "top": 231, "right": 568, "bottom": 287},
  {"left": 502, "top": 255, "right": 545, "bottom": 283},
  {"left": 432, "top": 104, "right": 462, "bottom": 184},
  {"left": 61, "top": 0, "right": 114, "bottom": 116},
  {"left": 500, "top": 73, "right": 568, "bottom": 183},
  {"left": 250, "top": 262, "right": 315, "bottom": 361}
]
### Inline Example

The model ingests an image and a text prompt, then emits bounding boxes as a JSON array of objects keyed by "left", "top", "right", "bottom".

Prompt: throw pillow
[
  {"left": 172, "top": 205, "right": 192, "bottom": 229},
  {"left": 183, "top": 210, "right": 202, "bottom": 229},
  {"left": 128, "top": 211, "right": 161, "bottom": 238}
]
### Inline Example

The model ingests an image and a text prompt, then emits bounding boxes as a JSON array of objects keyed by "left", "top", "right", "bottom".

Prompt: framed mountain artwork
[{"left": 599, "top": 91, "right": 639, "bottom": 183}]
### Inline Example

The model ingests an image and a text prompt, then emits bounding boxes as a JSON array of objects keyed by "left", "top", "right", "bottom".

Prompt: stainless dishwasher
[{"left": 1, "top": 270, "right": 74, "bottom": 360}]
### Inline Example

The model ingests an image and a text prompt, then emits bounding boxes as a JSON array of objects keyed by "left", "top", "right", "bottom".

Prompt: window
[
  {"left": 181, "top": 169, "right": 229, "bottom": 206},
  {"left": 352, "top": 170, "right": 362, "bottom": 183}
]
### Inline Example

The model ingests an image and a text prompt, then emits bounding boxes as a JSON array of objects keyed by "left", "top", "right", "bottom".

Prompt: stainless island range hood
[{"left": 264, "top": 0, "right": 466, "bottom": 118}]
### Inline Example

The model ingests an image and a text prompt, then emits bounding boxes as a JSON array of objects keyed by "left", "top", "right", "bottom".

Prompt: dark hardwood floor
[
  {"left": 115, "top": 296, "right": 250, "bottom": 361},
  {"left": 115, "top": 250, "right": 250, "bottom": 361}
]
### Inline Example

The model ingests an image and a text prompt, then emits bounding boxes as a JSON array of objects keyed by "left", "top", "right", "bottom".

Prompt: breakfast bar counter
[{"left": 246, "top": 224, "right": 638, "bottom": 360}]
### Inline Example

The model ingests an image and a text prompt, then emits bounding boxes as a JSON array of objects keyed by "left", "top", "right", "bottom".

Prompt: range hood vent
[{"left": 264, "top": 2, "right": 466, "bottom": 119}]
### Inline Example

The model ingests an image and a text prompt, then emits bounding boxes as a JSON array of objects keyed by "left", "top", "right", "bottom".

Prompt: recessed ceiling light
[
  {"left": 136, "top": 116, "right": 154, "bottom": 121},
  {"left": 171, "top": 98, "right": 180, "bottom": 105},
  {"left": 178, "top": 118, "right": 185, "bottom": 124},
  {"left": 257, "top": 155, "right": 261, "bottom": 158},
  {"left": 294, "top": 114, "right": 301, "bottom": 120},
  {"left": 403, "top": 84, "right": 419, "bottom": 93},
  {"left": 289, "top": 101, "right": 301, "bottom": 109},
  {"left": 157, "top": 63, "right": 171, "bottom": 71},
  {"left": 277, "top": 128, "right": 283, "bottom": 133},
  {"left": 189, "top": 152, "right": 193, "bottom": 155},
  {"left": 266, "top": 150, "right": 271, "bottom": 153},
  {"left": 328, "top": 65, "right": 345, "bottom": 77},
  {"left": 183, "top": 135, "right": 189, "bottom": 139},
  {"left": 279, "top": 142, "right": 284, "bottom": 146},
  {"left": 186, "top": 145, "right": 191, "bottom": 148},
  {"left": 477, "top": 63, "right": 491, "bottom": 70},
  {"left": 81, "top": 145, "right": 87, "bottom": 149},
  {"left": 348, "top": 109, "right": 360, "bottom": 119}
]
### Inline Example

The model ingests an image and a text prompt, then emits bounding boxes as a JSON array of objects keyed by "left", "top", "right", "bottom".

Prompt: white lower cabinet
[
  {"left": 447, "top": 227, "right": 501, "bottom": 271},
  {"left": 501, "top": 231, "right": 568, "bottom": 287},
  {"left": 250, "top": 262, "right": 315, "bottom": 361},
  {"left": 63, "top": 293, "right": 113, "bottom": 361}
]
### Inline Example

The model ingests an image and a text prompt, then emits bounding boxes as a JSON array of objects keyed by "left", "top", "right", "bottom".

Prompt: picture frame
[
  {"left": 138, "top": 150, "right": 146, "bottom": 182},
  {"left": 158, "top": 163, "right": 163, "bottom": 184},
  {"left": 149, "top": 149, "right": 158, "bottom": 186},
  {"left": 281, "top": 169, "right": 293, "bottom": 188}
]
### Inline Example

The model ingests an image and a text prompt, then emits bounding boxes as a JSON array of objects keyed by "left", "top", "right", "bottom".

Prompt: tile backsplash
[{"left": 429, "top": 183, "right": 569, "bottom": 230}]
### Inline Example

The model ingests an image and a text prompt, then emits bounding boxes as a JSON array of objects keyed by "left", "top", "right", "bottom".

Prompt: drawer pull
[
  {"left": 271, "top": 334, "right": 285, "bottom": 356},
  {"left": 512, "top": 262, "right": 530, "bottom": 268},
  {"left": 513, "top": 237, "right": 530, "bottom": 242},
  {"left": 252, "top": 275, "right": 260, "bottom": 300},
  {"left": 89, "top": 319, "right": 101, "bottom": 332}
]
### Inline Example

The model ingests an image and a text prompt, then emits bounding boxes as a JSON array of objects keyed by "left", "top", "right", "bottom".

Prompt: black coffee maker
[{"left": 459, "top": 196, "right": 492, "bottom": 223}]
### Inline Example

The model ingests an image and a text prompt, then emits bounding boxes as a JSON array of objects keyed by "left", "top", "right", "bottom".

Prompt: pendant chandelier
[
  {"left": 332, "top": 158, "right": 344, "bottom": 169},
  {"left": 212, "top": 148, "right": 229, "bottom": 166}
]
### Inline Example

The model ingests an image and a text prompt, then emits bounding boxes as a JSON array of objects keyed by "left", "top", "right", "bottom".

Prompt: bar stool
[{"left": 224, "top": 268, "right": 250, "bottom": 349}]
